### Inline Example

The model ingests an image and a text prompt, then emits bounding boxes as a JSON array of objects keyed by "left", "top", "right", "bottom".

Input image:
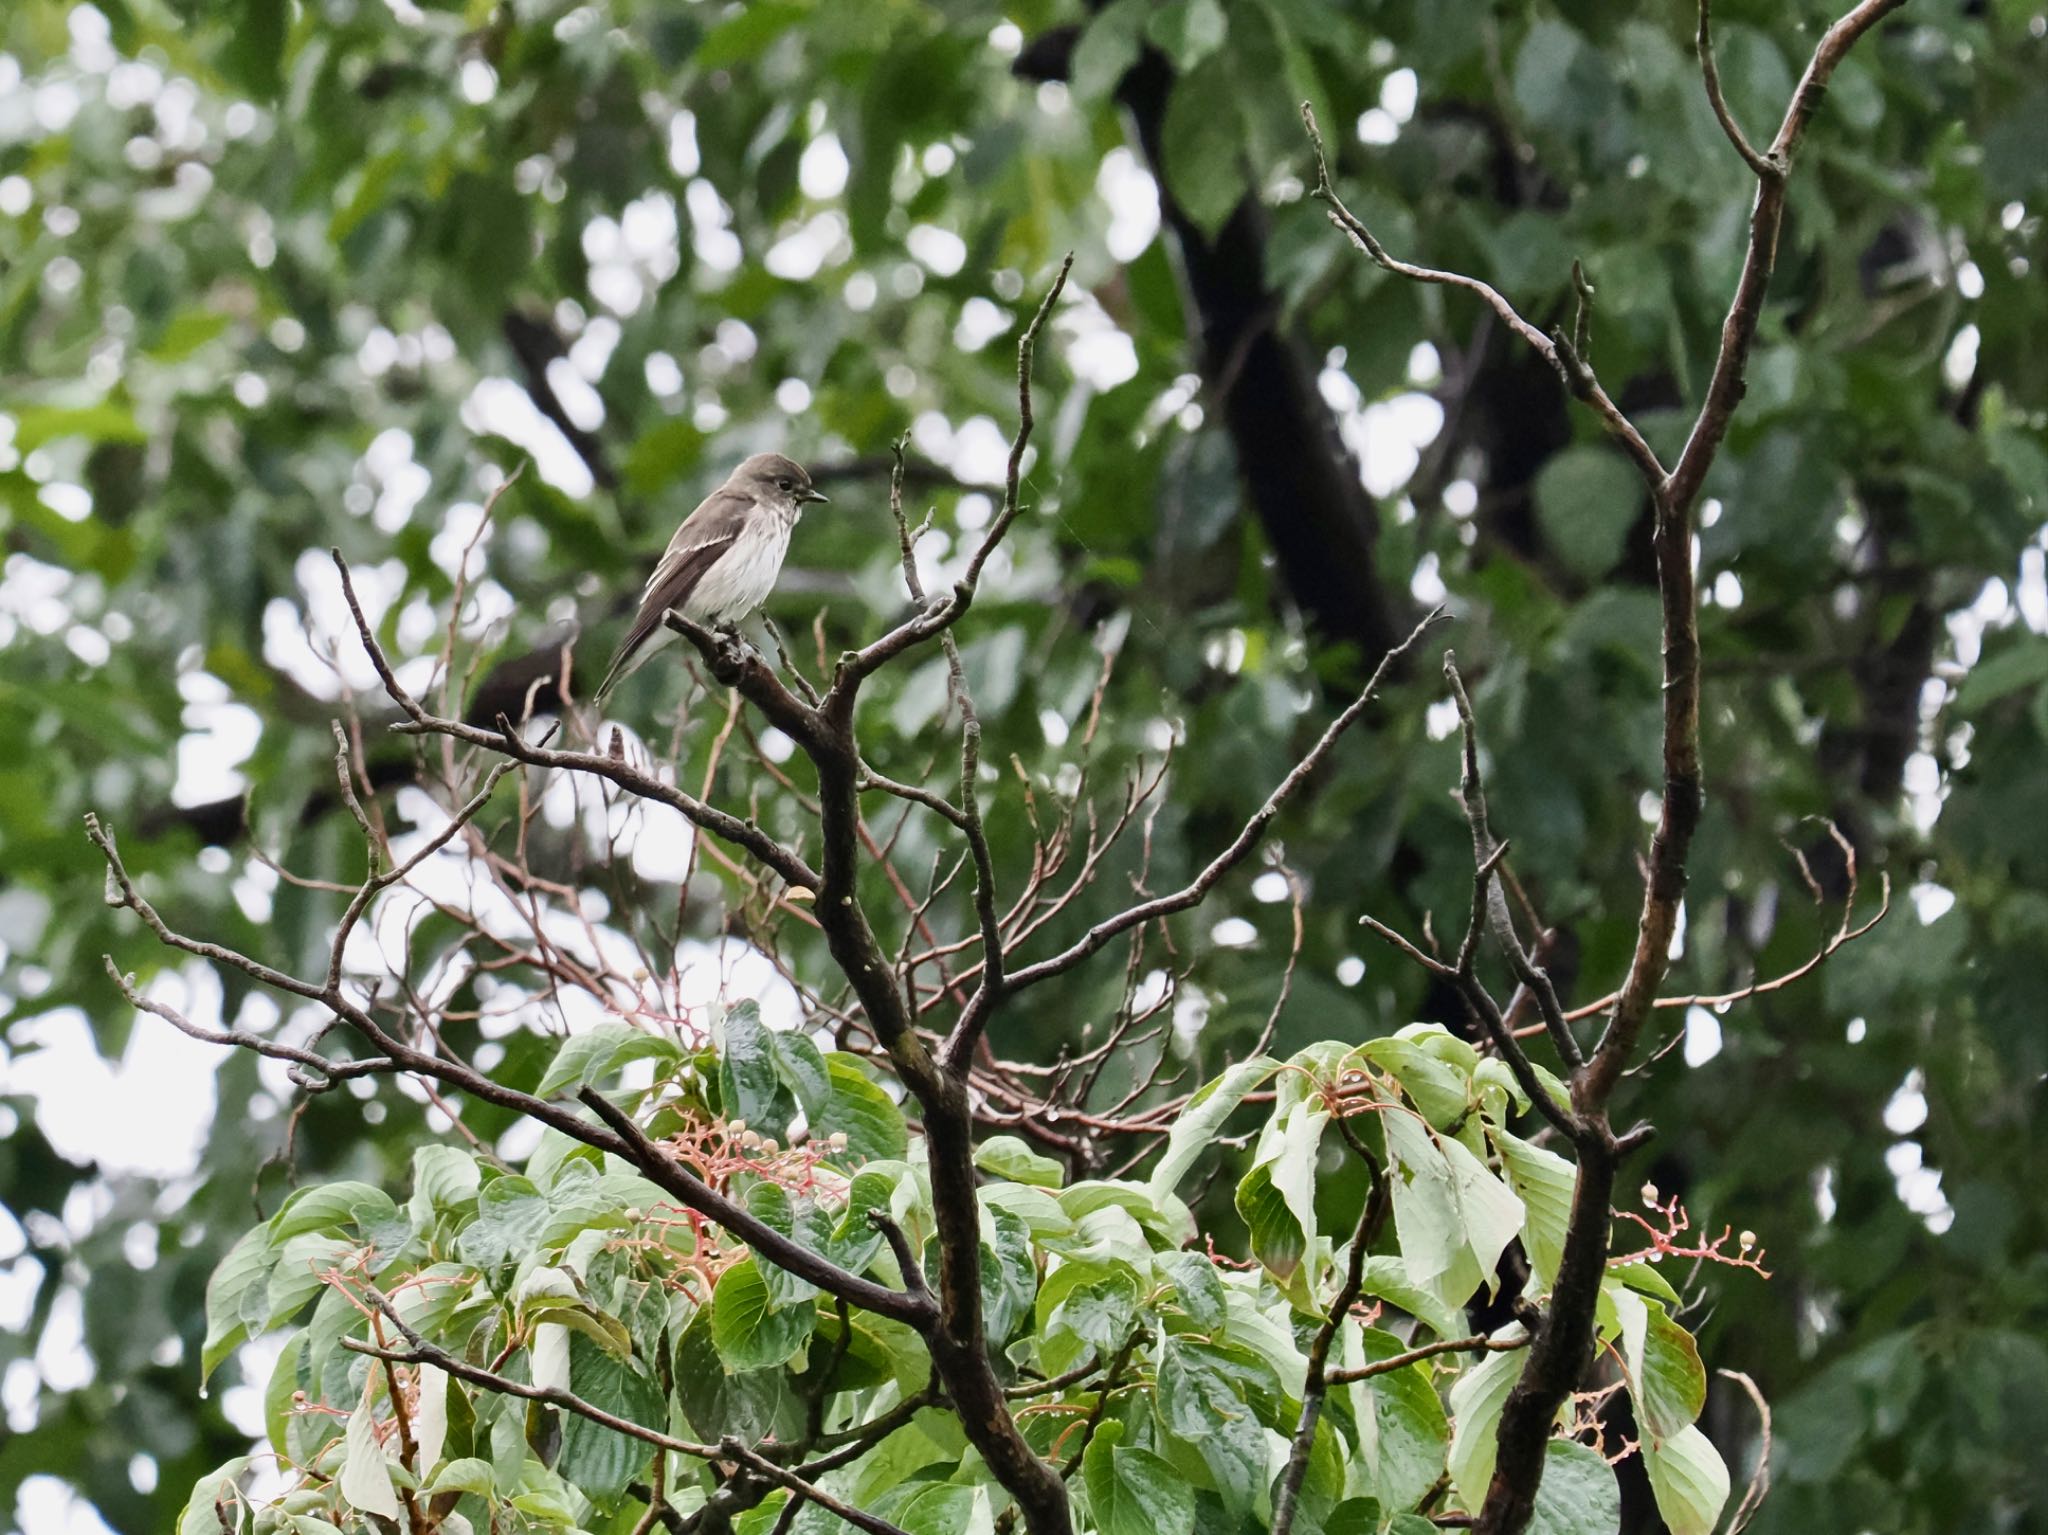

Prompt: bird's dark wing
[{"left": 594, "top": 486, "right": 752, "bottom": 701}]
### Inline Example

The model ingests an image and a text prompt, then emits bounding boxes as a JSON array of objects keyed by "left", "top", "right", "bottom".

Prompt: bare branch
[
  {"left": 1443, "top": 655, "right": 1582, "bottom": 1072},
  {"left": 1589, "top": 0, "right": 1910, "bottom": 1105},
  {"left": 1326, "top": 1332, "right": 1532, "bottom": 1386},
  {"left": 1717, "top": 1368, "right": 1774, "bottom": 1535},
  {"left": 836, "top": 255, "right": 1073, "bottom": 687},
  {"left": 1696, "top": 0, "right": 1774, "bottom": 177},
  {"left": 99, "top": 955, "right": 395, "bottom": 1091},
  {"left": 1302, "top": 104, "right": 1667, "bottom": 492},
  {"left": 343, "top": 1283, "right": 719, "bottom": 1461},
  {"left": 1007, "top": 607, "right": 1445, "bottom": 991},
  {"left": 1274, "top": 1161, "right": 1388, "bottom": 1535},
  {"left": 330, "top": 550, "right": 822, "bottom": 891},
  {"left": 716, "top": 1438, "right": 913, "bottom": 1535}
]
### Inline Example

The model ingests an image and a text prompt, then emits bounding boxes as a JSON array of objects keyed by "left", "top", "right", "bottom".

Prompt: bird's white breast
[{"left": 682, "top": 507, "right": 795, "bottom": 623}]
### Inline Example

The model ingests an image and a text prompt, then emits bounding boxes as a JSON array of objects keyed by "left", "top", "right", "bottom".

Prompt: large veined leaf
[
  {"left": 744, "top": 1182, "right": 831, "bottom": 1308},
  {"left": 407, "top": 1144, "right": 482, "bottom": 1231},
  {"left": 1643, "top": 1423, "right": 1732, "bottom": 1535},
  {"left": 712, "top": 1257, "right": 816, "bottom": 1371},
  {"left": 1439, "top": 1130, "right": 1525, "bottom": 1294},
  {"left": 1155, "top": 1336, "right": 1265, "bottom": 1514},
  {"left": 176, "top": 1457, "right": 252, "bottom": 1535},
  {"left": 554, "top": 1333, "right": 666, "bottom": 1502},
  {"left": 1362, "top": 1034, "right": 1472, "bottom": 1129},
  {"left": 975, "top": 1133, "right": 1066, "bottom": 1187},
  {"left": 1148, "top": 1054, "right": 1278, "bottom": 1199},
  {"left": 1081, "top": 1421, "right": 1197, "bottom": 1535},
  {"left": 877, "top": 1482, "right": 996, "bottom": 1535},
  {"left": 1153, "top": 1249, "right": 1227, "bottom": 1332},
  {"left": 822, "top": 1053, "right": 910, "bottom": 1163},
  {"left": 455, "top": 1175, "right": 553, "bottom": 1270},
  {"left": 1349, "top": 1326, "right": 1453, "bottom": 1514},
  {"left": 201, "top": 1227, "right": 271, "bottom": 1384},
  {"left": 1493, "top": 1128, "right": 1577, "bottom": 1288},
  {"left": 1446, "top": 1331, "right": 1531, "bottom": 1509},
  {"left": 1234, "top": 1096, "right": 1328, "bottom": 1280},
  {"left": 1356, "top": 1256, "right": 1467, "bottom": 1341},
  {"left": 336, "top": 1376, "right": 400, "bottom": 1521},
  {"left": 534, "top": 1021, "right": 684, "bottom": 1097},
  {"left": 267, "top": 1182, "right": 398, "bottom": 1247},
  {"left": 1526, "top": 1438, "right": 1622, "bottom": 1535},
  {"left": 1626, "top": 1299, "right": 1709, "bottom": 1444},
  {"left": 718, "top": 1000, "right": 788, "bottom": 1133}
]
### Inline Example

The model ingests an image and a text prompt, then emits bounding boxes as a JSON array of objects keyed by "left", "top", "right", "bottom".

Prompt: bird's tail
[{"left": 590, "top": 608, "right": 664, "bottom": 708}]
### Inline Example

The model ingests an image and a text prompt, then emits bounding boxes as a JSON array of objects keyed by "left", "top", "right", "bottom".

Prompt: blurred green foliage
[{"left": 0, "top": 0, "right": 2043, "bottom": 1530}]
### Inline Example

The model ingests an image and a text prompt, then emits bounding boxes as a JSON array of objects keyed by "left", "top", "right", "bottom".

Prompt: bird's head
[{"left": 735, "top": 452, "right": 829, "bottom": 510}]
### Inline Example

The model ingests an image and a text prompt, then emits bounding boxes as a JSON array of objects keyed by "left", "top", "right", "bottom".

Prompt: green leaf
[
  {"left": 1382, "top": 1111, "right": 1478, "bottom": 1304},
  {"left": 1048, "top": 1267, "right": 1140, "bottom": 1355},
  {"left": 218, "top": 0, "right": 287, "bottom": 98},
  {"left": 981, "top": 1180, "right": 1075, "bottom": 1242},
  {"left": 822, "top": 1053, "right": 910, "bottom": 1163},
  {"left": 1446, "top": 1332, "right": 1530, "bottom": 1509},
  {"left": 975, "top": 1133, "right": 1066, "bottom": 1188},
  {"left": 1149, "top": 1055, "right": 1278, "bottom": 1200},
  {"left": 1153, "top": 1250, "right": 1227, "bottom": 1332},
  {"left": 1527, "top": 1438, "right": 1622, "bottom": 1535},
  {"left": 1439, "top": 1129, "right": 1525, "bottom": 1291},
  {"left": 1162, "top": 55, "right": 1247, "bottom": 236},
  {"left": 744, "top": 1182, "right": 828, "bottom": 1309},
  {"left": 1631, "top": 1301, "right": 1709, "bottom": 1444},
  {"left": 1362, "top": 1036, "right": 1471, "bottom": 1129},
  {"left": 1610, "top": 1259, "right": 1682, "bottom": 1307},
  {"left": 1235, "top": 1097, "right": 1328, "bottom": 1280},
  {"left": 1534, "top": 445, "right": 1645, "bottom": 580},
  {"left": 1356, "top": 1256, "right": 1465, "bottom": 1341},
  {"left": 535, "top": 1023, "right": 684, "bottom": 1098},
  {"left": 408, "top": 1144, "right": 481, "bottom": 1231},
  {"left": 767, "top": 1029, "right": 832, "bottom": 1125},
  {"left": 265, "top": 1234, "right": 352, "bottom": 1327},
  {"left": 456, "top": 1175, "right": 552, "bottom": 1270},
  {"left": 202, "top": 1227, "right": 271, "bottom": 1384},
  {"left": 881, "top": 1483, "right": 990, "bottom": 1535},
  {"left": 1070, "top": 0, "right": 1149, "bottom": 102},
  {"left": 981, "top": 1203, "right": 1040, "bottom": 1350},
  {"left": 673, "top": 1305, "right": 797, "bottom": 1446},
  {"left": 177, "top": 1456, "right": 252, "bottom": 1535},
  {"left": 338, "top": 1381, "right": 400, "bottom": 1520},
  {"left": 1146, "top": 0, "right": 1229, "bottom": 72},
  {"left": 718, "top": 1001, "right": 789, "bottom": 1134},
  {"left": 554, "top": 1333, "right": 665, "bottom": 1501},
  {"left": 1494, "top": 1127, "right": 1576, "bottom": 1287},
  {"left": 143, "top": 307, "right": 233, "bottom": 363},
  {"left": 1156, "top": 1337, "right": 1264, "bottom": 1514},
  {"left": 263, "top": 1334, "right": 306, "bottom": 1459},
  {"left": 712, "top": 1257, "right": 816, "bottom": 1371},
  {"left": 1643, "top": 1423, "right": 1732, "bottom": 1535},
  {"left": 11, "top": 402, "right": 147, "bottom": 452},
  {"left": 267, "top": 1182, "right": 397, "bottom": 1246},
  {"left": 1082, "top": 1421, "right": 1197, "bottom": 1535},
  {"left": 1350, "top": 1327, "right": 1451, "bottom": 1513},
  {"left": 1956, "top": 637, "right": 2048, "bottom": 711},
  {"left": 424, "top": 1457, "right": 495, "bottom": 1497}
]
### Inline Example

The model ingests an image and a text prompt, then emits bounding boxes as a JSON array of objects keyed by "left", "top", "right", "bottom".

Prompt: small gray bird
[{"left": 593, "top": 452, "right": 828, "bottom": 703}]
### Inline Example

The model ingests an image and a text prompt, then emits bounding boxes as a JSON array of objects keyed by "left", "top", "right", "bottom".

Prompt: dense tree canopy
[{"left": 1, "top": 0, "right": 2044, "bottom": 1532}]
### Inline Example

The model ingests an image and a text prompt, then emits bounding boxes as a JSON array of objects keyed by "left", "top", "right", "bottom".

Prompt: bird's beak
[{"left": 801, "top": 487, "right": 830, "bottom": 505}]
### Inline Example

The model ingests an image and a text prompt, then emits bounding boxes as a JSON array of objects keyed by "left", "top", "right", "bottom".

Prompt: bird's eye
[{"left": 778, "top": 477, "right": 792, "bottom": 490}]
